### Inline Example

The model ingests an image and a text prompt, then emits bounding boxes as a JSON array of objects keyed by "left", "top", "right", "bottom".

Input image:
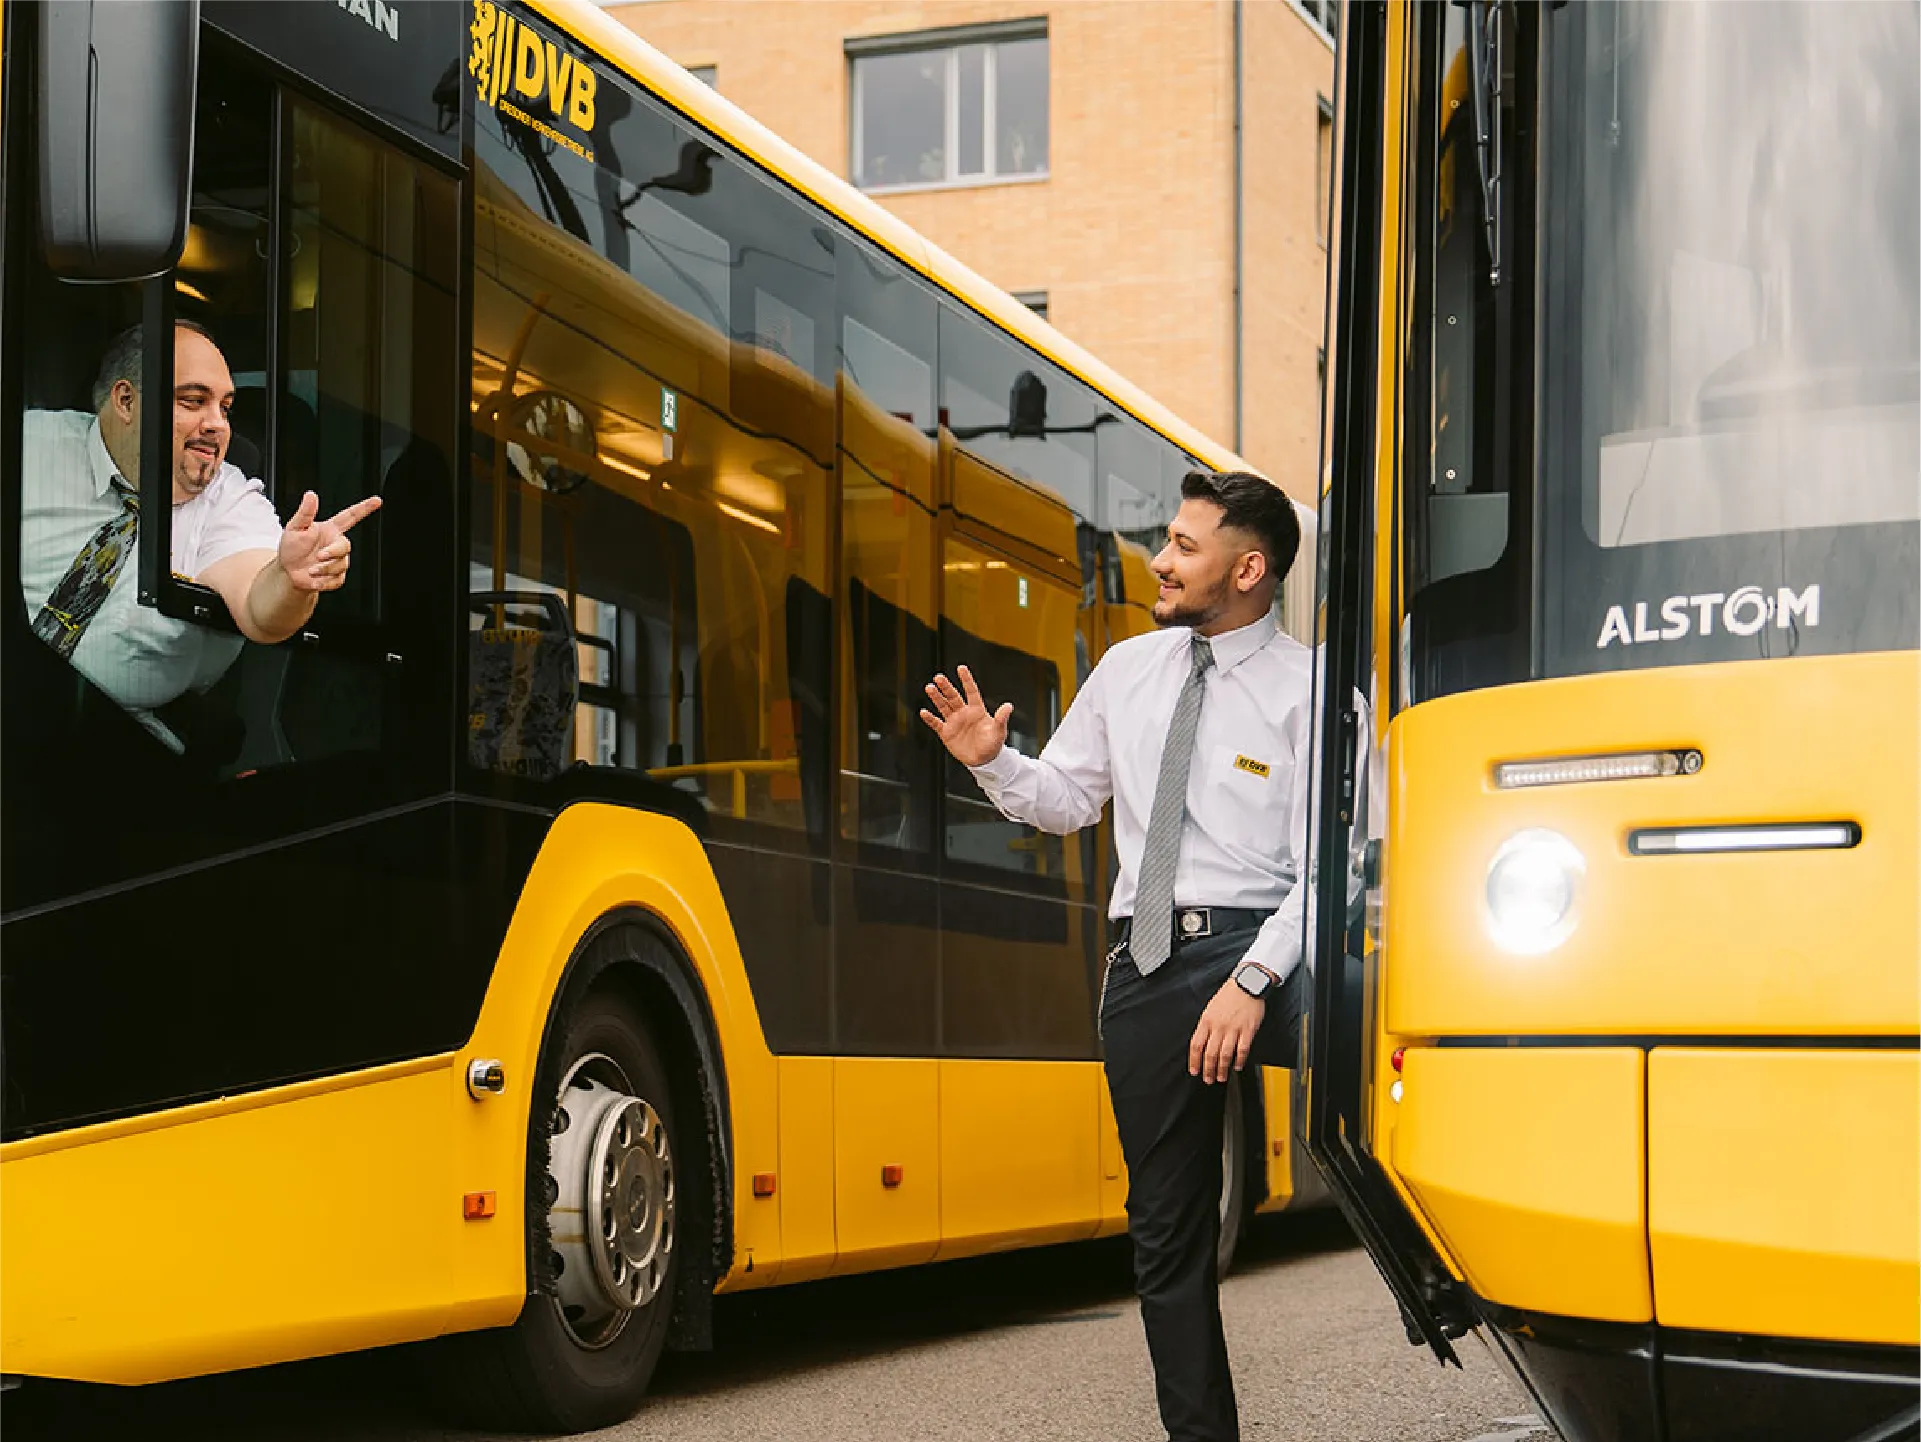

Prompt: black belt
[{"left": 1120, "top": 906, "right": 1274, "bottom": 946}]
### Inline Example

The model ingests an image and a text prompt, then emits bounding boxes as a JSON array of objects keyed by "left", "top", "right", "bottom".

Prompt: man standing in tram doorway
[{"left": 922, "top": 469, "right": 1311, "bottom": 1442}]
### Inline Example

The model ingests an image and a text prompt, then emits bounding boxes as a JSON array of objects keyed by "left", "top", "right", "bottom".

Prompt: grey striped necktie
[{"left": 1130, "top": 634, "right": 1215, "bottom": 973}]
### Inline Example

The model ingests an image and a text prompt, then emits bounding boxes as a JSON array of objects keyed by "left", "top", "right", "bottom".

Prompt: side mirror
[{"left": 38, "top": 0, "right": 200, "bottom": 281}]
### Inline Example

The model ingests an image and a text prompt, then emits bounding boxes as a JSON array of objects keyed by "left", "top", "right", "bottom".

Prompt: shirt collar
[
  {"left": 85, "top": 417, "right": 127, "bottom": 498},
  {"left": 1195, "top": 610, "right": 1279, "bottom": 675}
]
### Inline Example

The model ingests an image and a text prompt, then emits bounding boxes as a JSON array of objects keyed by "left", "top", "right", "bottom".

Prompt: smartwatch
[{"left": 1232, "top": 961, "right": 1275, "bottom": 998}]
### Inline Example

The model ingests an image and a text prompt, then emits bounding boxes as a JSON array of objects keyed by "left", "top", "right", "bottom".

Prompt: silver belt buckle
[{"left": 1176, "top": 906, "right": 1213, "bottom": 941}]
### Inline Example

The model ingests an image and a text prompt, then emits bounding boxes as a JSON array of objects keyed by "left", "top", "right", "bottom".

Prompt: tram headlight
[{"left": 1484, "top": 829, "right": 1585, "bottom": 956}]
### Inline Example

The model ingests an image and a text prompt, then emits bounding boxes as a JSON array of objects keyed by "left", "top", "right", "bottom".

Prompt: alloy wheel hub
[{"left": 546, "top": 1059, "right": 675, "bottom": 1347}]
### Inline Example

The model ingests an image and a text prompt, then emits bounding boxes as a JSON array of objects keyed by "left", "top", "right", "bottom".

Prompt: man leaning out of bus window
[{"left": 18, "top": 321, "right": 382, "bottom": 754}]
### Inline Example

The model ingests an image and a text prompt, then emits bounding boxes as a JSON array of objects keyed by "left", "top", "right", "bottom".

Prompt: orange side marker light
[{"left": 463, "top": 1191, "right": 497, "bottom": 1220}]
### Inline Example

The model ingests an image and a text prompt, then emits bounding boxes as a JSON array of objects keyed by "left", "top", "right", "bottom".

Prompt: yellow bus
[
  {"left": 0, "top": 0, "right": 1322, "bottom": 1427},
  {"left": 1305, "top": 3, "right": 1919, "bottom": 1440}
]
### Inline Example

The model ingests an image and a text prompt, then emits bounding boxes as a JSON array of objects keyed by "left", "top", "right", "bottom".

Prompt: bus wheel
[
  {"left": 1217, "top": 1072, "right": 1249, "bottom": 1278},
  {"left": 432, "top": 989, "right": 681, "bottom": 1433}
]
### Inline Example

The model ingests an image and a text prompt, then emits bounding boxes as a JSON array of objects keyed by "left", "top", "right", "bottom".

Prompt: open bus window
[{"left": 11, "top": 46, "right": 455, "bottom": 774}]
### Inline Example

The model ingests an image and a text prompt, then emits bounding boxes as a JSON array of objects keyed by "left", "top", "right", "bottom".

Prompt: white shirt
[
  {"left": 19, "top": 410, "right": 283, "bottom": 711},
  {"left": 969, "top": 611, "right": 1315, "bottom": 982}
]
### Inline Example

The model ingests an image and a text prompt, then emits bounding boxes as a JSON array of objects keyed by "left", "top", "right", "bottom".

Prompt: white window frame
[
  {"left": 849, "top": 21, "right": 1049, "bottom": 195},
  {"left": 1289, "top": 0, "right": 1339, "bottom": 49}
]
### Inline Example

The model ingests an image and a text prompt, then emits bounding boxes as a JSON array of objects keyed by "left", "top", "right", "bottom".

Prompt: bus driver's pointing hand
[
  {"left": 277, "top": 490, "right": 383, "bottom": 593},
  {"left": 921, "top": 665, "right": 1011, "bottom": 768}
]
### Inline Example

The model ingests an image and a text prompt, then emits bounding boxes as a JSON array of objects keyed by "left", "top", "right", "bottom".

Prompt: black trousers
[{"left": 1099, "top": 921, "right": 1305, "bottom": 1442}]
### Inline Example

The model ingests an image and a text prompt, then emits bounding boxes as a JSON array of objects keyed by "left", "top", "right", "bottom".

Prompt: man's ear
[
  {"left": 1234, "top": 548, "right": 1269, "bottom": 594},
  {"left": 110, "top": 378, "right": 138, "bottom": 425}
]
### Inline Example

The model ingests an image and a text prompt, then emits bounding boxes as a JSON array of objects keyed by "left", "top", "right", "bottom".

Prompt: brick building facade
[{"left": 605, "top": 0, "right": 1337, "bottom": 506}]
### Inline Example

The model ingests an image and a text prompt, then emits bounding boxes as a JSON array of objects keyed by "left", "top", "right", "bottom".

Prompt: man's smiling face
[{"left": 171, "top": 328, "right": 235, "bottom": 502}]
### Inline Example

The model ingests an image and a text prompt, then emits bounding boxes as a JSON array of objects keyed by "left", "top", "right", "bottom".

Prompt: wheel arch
[{"left": 452, "top": 801, "right": 778, "bottom": 1346}]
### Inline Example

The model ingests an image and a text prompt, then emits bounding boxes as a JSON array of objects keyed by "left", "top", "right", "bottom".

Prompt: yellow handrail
[{"left": 648, "top": 757, "right": 800, "bottom": 819}]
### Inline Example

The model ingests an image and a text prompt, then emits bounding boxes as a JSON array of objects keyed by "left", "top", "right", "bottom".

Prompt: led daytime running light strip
[
  {"left": 1494, "top": 749, "right": 1702, "bottom": 790},
  {"left": 1628, "top": 822, "right": 1860, "bottom": 856}
]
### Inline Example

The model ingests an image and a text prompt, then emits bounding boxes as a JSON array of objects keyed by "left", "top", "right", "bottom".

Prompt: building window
[
  {"left": 849, "top": 22, "right": 1049, "bottom": 192},
  {"left": 1316, "top": 94, "right": 1334, "bottom": 247},
  {"left": 686, "top": 64, "right": 717, "bottom": 89},
  {"left": 1296, "top": 0, "right": 1338, "bottom": 45},
  {"left": 1012, "top": 289, "right": 1048, "bottom": 320}
]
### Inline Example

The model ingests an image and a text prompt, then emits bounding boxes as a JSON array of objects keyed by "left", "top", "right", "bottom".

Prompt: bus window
[
  {"left": 470, "top": 59, "right": 834, "bottom": 843},
  {"left": 1099, "top": 414, "right": 1167, "bottom": 554},
  {"left": 8, "top": 41, "right": 455, "bottom": 824},
  {"left": 1098, "top": 416, "right": 1174, "bottom": 643},
  {"left": 938, "top": 535, "right": 1079, "bottom": 883},
  {"left": 940, "top": 301, "right": 1099, "bottom": 538},
  {"left": 838, "top": 237, "right": 938, "bottom": 854},
  {"left": 1401, "top": 2, "right": 1528, "bottom": 704}
]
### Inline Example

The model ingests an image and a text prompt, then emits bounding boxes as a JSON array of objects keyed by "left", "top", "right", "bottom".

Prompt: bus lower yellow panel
[
  {"left": 936, "top": 1061, "right": 1102, "bottom": 1260},
  {"left": 772, "top": 1056, "right": 835, "bottom": 1287},
  {"left": 832, "top": 1058, "right": 939, "bottom": 1275},
  {"left": 1648, "top": 1048, "right": 1920, "bottom": 1346},
  {"left": 0, "top": 1062, "right": 460, "bottom": 1384},
  {"left": 1393, "top": 1047, "right": 1651, "bottom": 1322}
]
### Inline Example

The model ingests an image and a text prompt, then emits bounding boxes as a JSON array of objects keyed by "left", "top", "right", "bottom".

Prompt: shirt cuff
[
  {"left": 1239, "top": 927, "right": 1303, "bottom": 985},
  {"left": 967, "top": 746, "right": 1026, "bottom": 790}
]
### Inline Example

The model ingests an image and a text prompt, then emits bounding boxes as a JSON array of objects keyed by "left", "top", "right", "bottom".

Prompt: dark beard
[{"left": 1152, "top": 574, "right": 1233, "bottom": 630}]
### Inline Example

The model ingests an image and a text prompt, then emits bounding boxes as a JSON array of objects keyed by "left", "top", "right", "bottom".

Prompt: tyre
[
  {"left": 427, "top": 987, "right": 682, "bottom": 1433},
  {"left": 1216, "top": 1071, "right": 1250, "bottom": 1278}
]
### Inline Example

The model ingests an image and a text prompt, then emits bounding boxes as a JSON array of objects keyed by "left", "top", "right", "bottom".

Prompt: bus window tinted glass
[
  {"left": 1097, "top": 416, "right": 1169, "bottom": 640},
  {"left": 940, "top": 303, "right": 1098, "bottom": 529},
  {"left": 940, "top": 535, "right": 1081, "bottom": 887},
  {"left": 472, "top": 51, "right": 834, "bottom": 840},
  {"left": 838, "top": 238, "right": 938, "bottom": 853}
]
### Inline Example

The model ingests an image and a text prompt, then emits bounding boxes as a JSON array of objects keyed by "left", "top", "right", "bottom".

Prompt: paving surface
[{"left": 6, "top": 1212, "right": 1553, "bottom": 1441}]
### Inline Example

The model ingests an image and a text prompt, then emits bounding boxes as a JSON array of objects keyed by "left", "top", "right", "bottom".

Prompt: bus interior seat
[
  {"left": 226, "top": 387, "right": 267, "bottom": 482},
  {"left": 468, "top": 590, "right": 579, "bottom": 781}
]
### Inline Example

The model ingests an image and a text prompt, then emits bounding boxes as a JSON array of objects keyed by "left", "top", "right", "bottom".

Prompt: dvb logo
[{"left": 471, "top": 2, "right": 597, "bottom": 131}]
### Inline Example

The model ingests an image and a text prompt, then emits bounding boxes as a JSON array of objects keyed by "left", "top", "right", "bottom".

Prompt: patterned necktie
[
  {"left": 32, "top": 475, "right": 140, "bottom": 660},
  {"left": 1130, "top": 633, "right": 1215, "bottom": 974}
]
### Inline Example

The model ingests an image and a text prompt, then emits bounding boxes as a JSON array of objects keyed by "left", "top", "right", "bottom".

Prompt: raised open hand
[
  {"left": 920, "top": 665, "right": 1013, "bottom": 768},
  {"left": 278, "top": 490, "right": 383, "bottom": 593}
]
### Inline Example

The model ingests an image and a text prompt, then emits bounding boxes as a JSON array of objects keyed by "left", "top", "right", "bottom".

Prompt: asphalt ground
[{"left": 6, "top": 1211, "right": 1552, "bottom": 1442}]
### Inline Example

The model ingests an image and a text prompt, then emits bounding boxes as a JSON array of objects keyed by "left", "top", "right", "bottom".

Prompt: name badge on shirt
[{"left": 1233, "top": 754, "right": 1271, "bottom": 779}]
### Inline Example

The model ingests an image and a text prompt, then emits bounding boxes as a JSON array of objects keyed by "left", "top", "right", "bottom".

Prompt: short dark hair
[
  {"left": 1180, "top": 469, "right": 1301, "bottom": 583},
  {"left": 92, "top": 319, "right": 218, "bottom": 413}
]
